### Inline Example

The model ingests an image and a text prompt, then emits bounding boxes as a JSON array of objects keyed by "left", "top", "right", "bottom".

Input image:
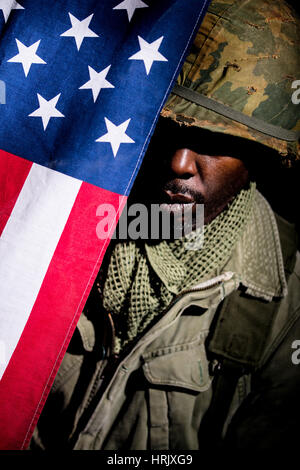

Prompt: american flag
[{"left": 0, "top": 0, "right": 210, "bottom": 449}]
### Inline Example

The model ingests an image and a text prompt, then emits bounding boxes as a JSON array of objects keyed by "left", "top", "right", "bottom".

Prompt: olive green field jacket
[{"left": 31, "top": 200, "right": 300, "bottom": 450}]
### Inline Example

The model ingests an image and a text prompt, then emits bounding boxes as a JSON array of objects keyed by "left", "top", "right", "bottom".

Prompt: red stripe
[
  {"left": 0, "top": 180, "right": 126, "bottom": 450},
  {"left": 0, "top": 150, "right": 33, "bottom": 236}
]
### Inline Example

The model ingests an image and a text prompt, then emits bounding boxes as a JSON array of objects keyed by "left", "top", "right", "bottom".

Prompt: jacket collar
[{"left": 224, "top": 190, "right": 288, "bottom": 302}]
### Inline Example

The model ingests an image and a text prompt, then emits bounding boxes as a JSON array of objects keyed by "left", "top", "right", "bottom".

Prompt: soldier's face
[{"left": 129, "top": 118, "right": 250, "bottom": 226}]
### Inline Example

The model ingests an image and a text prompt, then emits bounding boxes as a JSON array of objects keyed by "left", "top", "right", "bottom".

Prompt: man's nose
[{"left": 169, "top": 149, "right": 198, "bottom": 178}]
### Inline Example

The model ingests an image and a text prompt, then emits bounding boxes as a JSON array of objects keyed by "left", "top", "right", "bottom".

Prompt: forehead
[
  {"left": 148, "top": 117, "right": 282, "bottom": 175},
  {"left": 150, "top": 117, "right": 248, "bottom": 158}
]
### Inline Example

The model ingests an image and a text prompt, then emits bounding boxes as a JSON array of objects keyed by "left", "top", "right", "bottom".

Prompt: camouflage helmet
[{"left": 162, "top": 0, "right": 300, "bottom": 165}]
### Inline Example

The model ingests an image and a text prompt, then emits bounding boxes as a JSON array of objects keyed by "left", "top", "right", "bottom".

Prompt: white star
[
  {"left": 7, "top": 39, "right": 46, "bottom": 77},
  {"left": 0, "top": 0, "right": 24, "bottom": 23},
  {"left": 129, "top": 36, "right": 168, "bottom": 75},
  {"left": 28, "top": 93, "right": 65, "bottom": 130},
  {"left": 96, "top": 118, "right": 135, "bottom": 157},
  {"left": 113, "top": 0, "right": 148, "bottom": 22},
  {"left": 60, "top": 13, "right": 99, "bottom": 51},
  {"left": 79, "top": 65, "right": 114, "bottom": 102}
]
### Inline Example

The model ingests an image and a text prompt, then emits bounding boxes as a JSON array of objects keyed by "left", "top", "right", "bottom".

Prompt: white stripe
[{"left": 0, "top": 164, "right": 81, "bottom": 380}]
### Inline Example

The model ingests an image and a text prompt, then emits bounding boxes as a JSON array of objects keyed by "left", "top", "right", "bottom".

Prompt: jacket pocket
[
  {"left": 141, "top": 340, "right": 212, "bottom": 449},
  {"left": 142, "top": 339, "right": 212, "bottom": 393}
]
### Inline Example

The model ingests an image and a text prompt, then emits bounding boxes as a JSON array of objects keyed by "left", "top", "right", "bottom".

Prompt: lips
[
  {"left": 163, "top": 190, "right": 194, "bottom": 204},
  {"left": 158, "top": 190, "right": 195, "bottom": 216},
  {"left": 159, "top": 202, "right": 194, "bottom": 214}
]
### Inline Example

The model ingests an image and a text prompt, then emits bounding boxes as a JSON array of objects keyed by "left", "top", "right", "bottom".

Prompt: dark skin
[
  {"left": 162, "top": 148, "right": 249, "bottom": 225},
  {"left": 128, "top": 117, "right": 250, "bottom": 228}
]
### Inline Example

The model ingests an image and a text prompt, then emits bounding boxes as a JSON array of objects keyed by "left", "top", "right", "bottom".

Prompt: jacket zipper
[{"left": 107, "top": 272, "right": 233, "bottom": 365}]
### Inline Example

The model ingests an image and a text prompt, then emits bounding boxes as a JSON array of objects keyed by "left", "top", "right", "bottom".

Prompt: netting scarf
[{"left": 102, "top": 183, "right": 256, "bottom": 354}]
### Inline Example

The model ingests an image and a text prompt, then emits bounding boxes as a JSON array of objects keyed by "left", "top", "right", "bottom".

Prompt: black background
[{"left": 288, "top": 0, "right": 300, "bottom": 14}]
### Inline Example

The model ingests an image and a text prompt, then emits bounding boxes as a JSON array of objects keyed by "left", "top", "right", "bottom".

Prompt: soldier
[{"left": 31, "top": 0, "right": 300, "bottom": 449}]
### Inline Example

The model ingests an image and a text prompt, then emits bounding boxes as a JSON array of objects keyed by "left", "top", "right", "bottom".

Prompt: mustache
[{"left": 163, "top": 181, "right": 205, "bottom": 204}]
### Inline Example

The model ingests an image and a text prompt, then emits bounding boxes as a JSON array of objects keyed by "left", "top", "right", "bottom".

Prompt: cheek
[
  {"left": 220, "top": 160, "right": 248, "bottom": 183},
  {"left": 203, "top": 158, "right": 249, "bottom": 196}
]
